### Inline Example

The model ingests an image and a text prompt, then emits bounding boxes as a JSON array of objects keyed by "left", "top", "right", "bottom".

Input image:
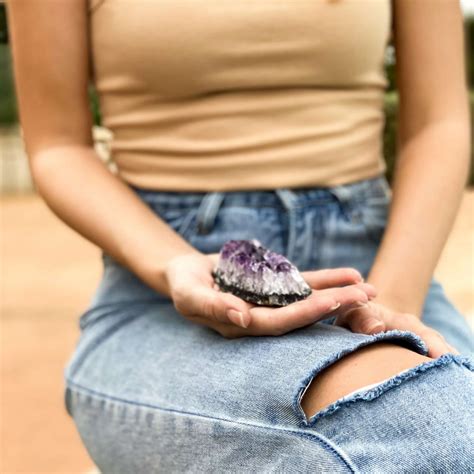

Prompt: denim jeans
[{"left": 65, "top": 175, "right": 474, "bottom": 473}]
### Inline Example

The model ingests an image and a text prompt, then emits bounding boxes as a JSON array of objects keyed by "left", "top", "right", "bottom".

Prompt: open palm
[{"left": 165, "top": 252, "right": 377, "bottom": 338}]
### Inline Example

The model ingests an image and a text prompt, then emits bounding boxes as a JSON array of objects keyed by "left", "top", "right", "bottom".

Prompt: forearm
[
  {"left": 368, "top": 119, "right": 470, "bottom": 315},
  {"left": 30, "top": 144, "right": 199, "bottom": 296}
]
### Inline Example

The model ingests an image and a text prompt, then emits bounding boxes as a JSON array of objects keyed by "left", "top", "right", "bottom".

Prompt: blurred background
[{"left": 1, "top": 1, "right": 473, "bottom": 472}]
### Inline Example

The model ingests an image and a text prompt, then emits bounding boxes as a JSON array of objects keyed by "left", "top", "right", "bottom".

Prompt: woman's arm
[
  {"left": 369, "top": 0, "right": 470, "bottom": 315},
  {"left": 336, "top": 0, "right": 469, "bottom": 356},
  {"left": 7, "top": 0, "right": 197, "bottom": 298},
  {"left": 8, "top": 0, "right": 375, "bottom": 335}
]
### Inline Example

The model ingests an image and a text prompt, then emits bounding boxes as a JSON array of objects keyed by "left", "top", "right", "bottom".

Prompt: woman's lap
[
  {"left": 421, "top": 279, "right": 473, "bottom": 354},
  {"left": 65, "top": 300, "right": 474, "bottom": 473},
  {"left": 64, "top": 176, "right": 474, "bottom": 471}
]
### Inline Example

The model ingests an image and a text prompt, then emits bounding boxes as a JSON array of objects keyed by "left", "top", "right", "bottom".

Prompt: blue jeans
[{"left": 65, "top": 175, "right": 474, "bottom": 473}]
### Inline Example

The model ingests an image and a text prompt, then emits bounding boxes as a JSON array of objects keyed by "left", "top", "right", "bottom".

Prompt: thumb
[
  {"left": 193, "top": 287, "right": 252, "bottom": 328},
  {"left": 336, "top": 303, "right": 386, "bottom": 334}
]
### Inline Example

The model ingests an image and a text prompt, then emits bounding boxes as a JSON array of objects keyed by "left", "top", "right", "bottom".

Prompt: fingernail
[
  {"left": 356, "top": 301, "right": 368, "bottom": 307},
  {"left": 448, "top": 344, "right": 460, "bottom": 355},
  {"left": 329, "top": 302, "right": 341, "bottom": 311},
  {"left": 227, "top": 309, "right": 249, "bottom": 328}
]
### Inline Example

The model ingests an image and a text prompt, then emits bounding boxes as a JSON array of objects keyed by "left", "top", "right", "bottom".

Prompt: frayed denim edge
[
  {"left": 304, "top": 353, "right": 473, "bottom": 427},
  {"left": 294, "top": 334, "right": 474, "bottom": 428},
  {"left": 293, "top": 329, "right": 429, "bottom": 427}
]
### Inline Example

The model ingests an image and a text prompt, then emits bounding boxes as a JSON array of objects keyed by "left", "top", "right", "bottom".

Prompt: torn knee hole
[{"left": 298, "top": 342, "right": 432, "bottom": 422}]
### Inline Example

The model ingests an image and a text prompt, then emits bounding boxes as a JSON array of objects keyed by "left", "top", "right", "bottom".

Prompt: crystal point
[{"left": 212, "top": 239, "right": 311, "bottom": 307}]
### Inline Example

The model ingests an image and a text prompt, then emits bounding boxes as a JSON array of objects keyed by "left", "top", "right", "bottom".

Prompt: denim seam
[
  {"left": 78, "top": 298, "right": 167, "bottom": 330},
  {"left": 65, "top": 379, "right": 359, "bottom": 473},
  {"left": 293, "top": 329, "right": 431, "bottom": 426}
]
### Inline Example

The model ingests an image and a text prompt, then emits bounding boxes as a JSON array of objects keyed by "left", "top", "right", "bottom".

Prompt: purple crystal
[{"left": 212, "top": 239, "right": 312, "bottom": 306}]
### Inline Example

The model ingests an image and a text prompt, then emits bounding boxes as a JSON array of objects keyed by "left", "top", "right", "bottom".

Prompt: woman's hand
[
  {"left": 334, "top": 302, "right": 460, "bottom": 358},
  {"left": 165, "top": 252, "right": 377, "bottom": 338}
]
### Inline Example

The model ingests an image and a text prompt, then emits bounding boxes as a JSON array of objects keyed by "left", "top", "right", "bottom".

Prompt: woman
[{"left": 8, "top": 0, "right": 473, "bottom": 472}]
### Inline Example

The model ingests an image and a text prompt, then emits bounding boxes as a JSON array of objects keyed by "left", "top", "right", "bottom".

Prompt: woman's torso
[{"left": 88, "top": 0, "right": 392, "bottom": 191}]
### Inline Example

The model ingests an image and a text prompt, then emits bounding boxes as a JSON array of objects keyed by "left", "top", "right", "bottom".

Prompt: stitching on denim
[
  {"left": 177, "top": 207, "right": 199, "bottom": 238},
  {"left": 195, "top": 192, "right": 226, "bottom": 234},
  {"left": 292, "top": 330, "right": 429, "bottom": 426},
  {"left": 296, "top": 350, "right": 473, "bottom": 428},
  {"left": 79, "top": 298, "right": 168, "bottom": 330},
  {"left": 146, "top": 198, "right": 338, "bottom": 211},
  {"left": 65, "top": 380, "right": 358, "bottom": 473},
  {"left": 356, "top": 196, "right": 390, "bottom": 244},
  {"left": 68, "top": 307, "right": 157, "bottom": 379}
]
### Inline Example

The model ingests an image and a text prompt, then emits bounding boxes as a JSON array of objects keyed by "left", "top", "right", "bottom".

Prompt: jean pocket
[
  {"left": 356, "top": 194, "right": 391, "bottom": 244},
  {"left": 188, "top": 207, "right": 273, "bottom": 255},
  {"left": 148, "top": 203, "right": 201, "bottom": 241}
]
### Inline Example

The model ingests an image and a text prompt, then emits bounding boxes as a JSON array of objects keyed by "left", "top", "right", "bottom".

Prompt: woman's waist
[
  {"left": 114, "top": 146, "right": 387, "bottom": 194},
  {"left": 127, "top": 172, "right": 391, "bottom": 212}
]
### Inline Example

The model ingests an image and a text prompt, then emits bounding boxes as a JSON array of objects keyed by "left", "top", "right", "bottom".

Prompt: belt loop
[
  {"left": 275, "top": 188, "right": 298, "bottom": 211},
  {"left": 328, "top": 182, "right": 357, "bottom": 222},
  {"left": 274, "top": 188, "right": 299, "bottom": 260},
  {"left": 328, "top": 183, "right": 352, "bottom": 205},
  {"left": 196, "top": 192, "right": 226, "bottom": 235}
]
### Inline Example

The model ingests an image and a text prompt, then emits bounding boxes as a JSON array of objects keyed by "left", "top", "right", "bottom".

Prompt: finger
[
  {"left": 319, "top": 282, "right": 377, "bottom": 305},
  {"left": 335, "top": 303, "right": 386, "bottom": 334},
  {"left": 184, "top": 313, "right": 247, "bottom": 338},
  {"left": 421, "top": 330, "right": 451, "bottom": 358},
  {"left": 383, "top": 312, "right": 451, "bottom": 358},
  {"left": 447, "top": 344, "right": 460, "bottom": 355},
  {"left": 187, "top": 286, "right": 253, "bottom": 328},
  {"left": 249, "top": 291, "right": 340, "bottom": 335},
  {"left": 301, "top": 267, "right": 364, "bottom": 290},
  {"left": 207, "top": 253, "right": 220, "bottom": 265},
  {"left": 248, "top": 283, "right": 374, "bottom": 335}
]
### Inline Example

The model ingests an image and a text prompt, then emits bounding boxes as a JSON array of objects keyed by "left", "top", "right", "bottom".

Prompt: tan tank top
[{"left": 88, "top": 0, "right": 391, "bottom": 191}]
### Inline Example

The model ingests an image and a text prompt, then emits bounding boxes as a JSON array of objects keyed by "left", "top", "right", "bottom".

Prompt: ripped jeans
[{"left": 64, "top": 175, "right": 474, "bottom": 473}]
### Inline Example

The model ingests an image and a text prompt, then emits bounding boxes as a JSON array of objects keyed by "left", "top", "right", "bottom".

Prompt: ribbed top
[{"left": 88, "top": 0, "right": 391, "bottom": 191}]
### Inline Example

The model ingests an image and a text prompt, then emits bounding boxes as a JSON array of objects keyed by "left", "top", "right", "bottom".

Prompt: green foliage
[
  {"left": 470, "top": 93, "right": 474, "bottom": 185},
  {"left": 466, "top": 17, "right": 474, "bottom": 88},
  {"left": 0, "top": 4, "right": 8, "bottom": 44},
  {"left": 89, "top": 86, "right": 102, "bottom": 126},
  {"left": 0, "top": 44, "right": 18, "bottom": 123},
  {"left": 382, "top": 92, "right": 398, "bottom": 183}
]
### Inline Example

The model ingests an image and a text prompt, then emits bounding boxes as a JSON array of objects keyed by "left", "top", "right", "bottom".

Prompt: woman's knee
[
  {"left": 300, "top": 341, "right": 434, "bottom": 419},
  {"left": 307, "top": 353, "right": 474, "bottom": 472}
]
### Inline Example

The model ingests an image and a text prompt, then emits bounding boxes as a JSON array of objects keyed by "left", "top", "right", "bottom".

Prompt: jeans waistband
[
  {"left": 194, "top": 189, "right": 301, "bottom": 234},
  {"left": 130, "top": 175, "right": 391, "bottom": 234}
]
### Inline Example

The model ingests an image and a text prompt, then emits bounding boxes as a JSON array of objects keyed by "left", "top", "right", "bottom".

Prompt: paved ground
[{"left": 1, "top": 191, "right": 473, "bottom": 473}]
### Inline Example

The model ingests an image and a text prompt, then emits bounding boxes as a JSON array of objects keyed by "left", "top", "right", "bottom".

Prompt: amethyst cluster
[{"left": 212, "top": 239, "right": 311, "bottom": 307}]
